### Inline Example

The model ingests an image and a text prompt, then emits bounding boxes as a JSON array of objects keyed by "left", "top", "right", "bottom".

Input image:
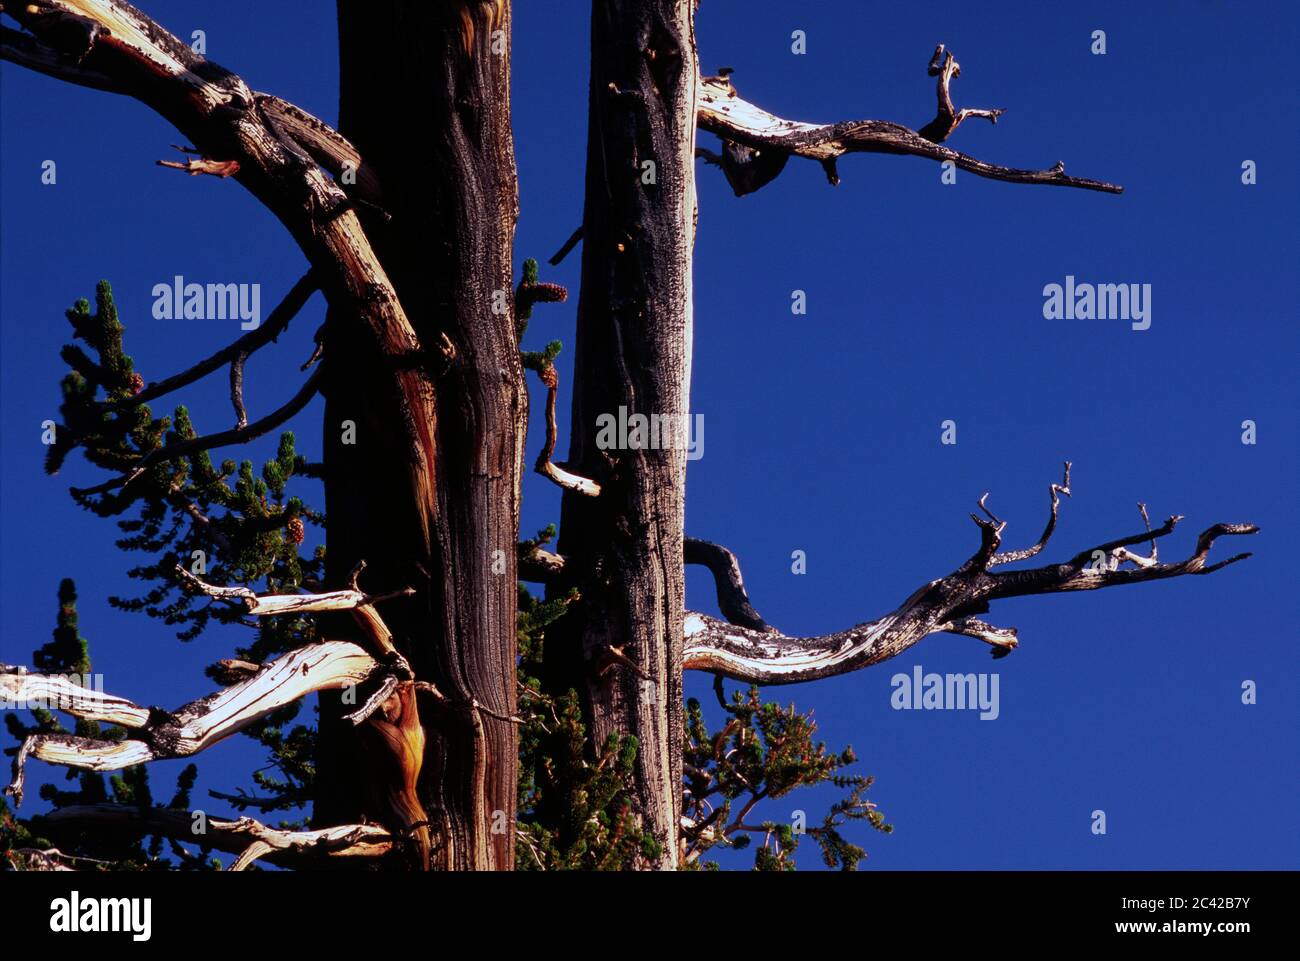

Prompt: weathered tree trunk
[
  {"left": 315, "top": 0, "right": 523, "bottom": 870},
  {"left": 550, "top": 0, "right": 698, "bottom": 869}
]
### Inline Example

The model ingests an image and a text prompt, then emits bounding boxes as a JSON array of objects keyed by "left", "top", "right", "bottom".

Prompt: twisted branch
[
  {"left": 684, "top": 537, "right": 774, "bottom": 633},
  {"left": 696, "top": 46, "right": 1123, "bottom": 196},
  {"left": 3, "top": 640, "right": 381, "bottom": 805},
  {"left": 683, "top": 464, "right": 1255, "bottom": 684},
  {"left": 532, "top": 363, "right": 601, "bottom": 497}
]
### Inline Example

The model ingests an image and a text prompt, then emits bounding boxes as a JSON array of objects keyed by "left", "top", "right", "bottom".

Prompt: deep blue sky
[{"left": 2, "top": 1, "right": 1296, "bottom": 870}]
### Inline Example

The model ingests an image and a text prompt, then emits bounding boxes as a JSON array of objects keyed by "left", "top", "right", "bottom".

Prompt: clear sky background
[{"left": 2, "top": 1, "right": 1296, "bottom": 870}]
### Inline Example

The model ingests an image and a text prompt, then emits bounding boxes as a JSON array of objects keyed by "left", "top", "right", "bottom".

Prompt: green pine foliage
[
  {"left": 514, "top": 257, "right": 568, "bottom": 343},
  {"left": 681, "top": 689, "right": 892, "bottom": 870},
  {"left": 51, "top": 282, "right": 324, "bottom": 647},
  {"left": 515, "top": 257, "right": 566, "bottom": 375}
]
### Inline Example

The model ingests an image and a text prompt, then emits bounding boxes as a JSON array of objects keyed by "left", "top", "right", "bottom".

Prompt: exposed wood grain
[{"left": 684, "top": 467, "right": 1255, "bottom": 683}]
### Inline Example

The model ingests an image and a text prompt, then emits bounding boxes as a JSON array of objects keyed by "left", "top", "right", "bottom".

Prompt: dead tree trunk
[
  {"left": 314, "top": 1, "right": 524, "bottom": 871},
  {"left": 549, "top": 0, "right": 698, "bottom": 869}
]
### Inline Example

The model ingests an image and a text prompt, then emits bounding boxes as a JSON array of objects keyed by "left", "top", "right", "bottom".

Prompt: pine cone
[
  {"left": 128, "top": 372, "right": 145, "bottom": 395},
  {"left": 529, "top": 281, "right": 568, "bottom": 304},
  {"left": 287, "top": 516, "right": 306, "bottom": 544}
]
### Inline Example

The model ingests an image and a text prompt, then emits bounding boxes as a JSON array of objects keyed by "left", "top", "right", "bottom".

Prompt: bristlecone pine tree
[{"left": 1, "top": 2, "right": 1256, "bottom": 871}]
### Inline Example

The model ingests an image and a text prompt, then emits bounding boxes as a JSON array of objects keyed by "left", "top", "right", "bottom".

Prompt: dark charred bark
[
  {"left": 548, "top": 0, "right": 698, "bottom": 869},
  {"left": 315, "top": 0, "right": 523, "bottom": 870}
]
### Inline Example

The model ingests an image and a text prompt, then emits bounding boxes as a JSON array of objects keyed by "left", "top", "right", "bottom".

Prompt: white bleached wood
[
  {"left": 45, "top": 804, "right": 394, "bottom": 869},
  {"left": 3, "top": 641, "right": 380, "bottom": 804},
  {"left": 0, "top": 671, "right": 150, "bottom": 727},
  {"left": 683, "top": 466, "right": 1255, "bottom": 684},
  {"left": 695, "top": 61, "right": 1124, "bottom": 194}
]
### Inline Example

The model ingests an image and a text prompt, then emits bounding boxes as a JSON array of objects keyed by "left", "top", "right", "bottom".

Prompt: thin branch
[
  {"left": 125, "top": 271, "right": 318, "bottom": 408},
  {"left": 156, "top": 154, "right": 240, "bottom": 177},
  {"left": 345, "top": 673, "right": 402, "bottom": 726},
  {"left": 548, "top": 224, "right": 584, "bottom": 266},
  {"left": 207, "top": 787, "right": 307, "bottom": 811},
  {"left": 918, "top": 44, "right": 1005, "bottom": 143},
  {"left": 696, "top": 48, "right": 1123, "bottom": 196},
  {"left": 176, "top": 561, "right": 414, "bottom": 661},
  {"left": 229, "top": 349, "right": 250, "bottom": 428},
  {"left": 938, "top": 616, "right": 1019, "bottom": 654},
  {"left": 175, "top": 563, "right": 404, "bottom": 617},
  {"left": 414, "top": 681, "right": 522, "bottom": 726},
  {"left": 169, "top": 489, "right": 234, "bottom": 554},
  {"left": 72, "top": 366, "right": 323, "bottom": 497},
  {"left": 531, "top": 363, "right": 601, "bottom": 496},
  {"left": 682, "top": 464, "right": 1255, "bottom": 684},
  {"left": 988, "top": 460, "right": 1072, "bottom": 566}
]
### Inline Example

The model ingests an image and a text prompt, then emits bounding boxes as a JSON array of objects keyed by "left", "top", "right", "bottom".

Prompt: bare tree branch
[
  {"left": 177, "top": 560, "right": 414, "bottom": 663},
  {"left": 125, "top": 270, "right": 318, "bottom": 408},
  {"left": 229, "top": 347, "right": 250, "bottom": 428},
  {"left": 548, "top": 224, "right": 583, "bottom": 266},
  {"left": 41, "top": 804, "right": 395, "bottom": 869},
  {"left": 917, "top": 43, "right": 1005, "bottom": 143},
  {"left": 3, "top": 641, "right": 382, "bottom": 805},
  {"left": 988, "top": 461, "right": 1072, "bottom": 566},
  {"left": 156, "top": 152, "right": 240, "bottom": 177},
  {"left": 683, "top": 465, "right": 1255, "bottom": 684},
  {"left": 695, "top": 46, "right": 1123, "bottom": 196},
  {"left": 684, "top": 537, "right": 774, "bottom": 633},
  {"left": 531, "top": 363, "right": 601, "bottom": 496}
]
